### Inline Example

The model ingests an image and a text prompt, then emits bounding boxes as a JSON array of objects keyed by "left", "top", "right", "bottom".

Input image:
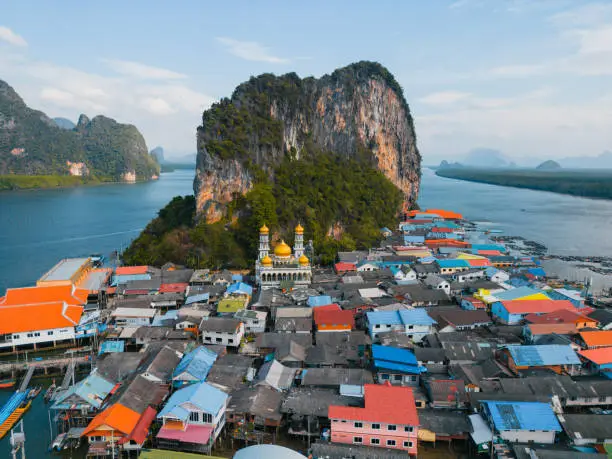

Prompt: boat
[
  {"left": 51, "top": 432, "right": 68, "bottom": 451},
  {"left": 44, "top": 381, "right": 57, "bottom": 402},
  {"left": 0, "top": 379, "right": 15, "bottom": 389},
  {"left": 27, "top": 386, "right": 42, "bottom": 400},
  {"left": 0, "top": 392, "right": 32, "bottom": 439}
]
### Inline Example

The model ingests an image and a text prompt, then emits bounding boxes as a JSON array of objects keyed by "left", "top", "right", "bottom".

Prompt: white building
[
  {"left": 255, "top": 224, "right": 312, "bottom": 289},
  {"left": 111, "top": 307, "right": 156, "bottom": 327},
  {"left": 234, "top": 309, "right": 267, "bottom": 333},
  {"left": 423, "top": 275, "right": 451, "bottom": 295},
  {"left": 200, "top": 318, "right": 245, "bottom": 347}
]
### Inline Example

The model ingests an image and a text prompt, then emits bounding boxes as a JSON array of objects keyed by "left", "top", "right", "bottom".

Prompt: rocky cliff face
[
  {"left": 0, "top": 79, "right": 158, "bottom": 180},
  {"left": 194, "top": 61, "right": 421, "bottom": 221}
]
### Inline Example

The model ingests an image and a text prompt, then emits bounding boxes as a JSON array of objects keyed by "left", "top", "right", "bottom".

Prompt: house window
[
  {"left": 388, "top": 424, "right": 397, "bottom": 431},
  {"left": 228, "top": 339, "right": 233, "bottom": 344},
  {"left": 404, "top": 426, "right": 413, "bottom": 432},
  {"left": 371, "top": 438, "right": 380, "bottom": 445},
  {"left": 13, "top": 335, "right": 19, "bottom": 339},
  {"left": 408, "top": 325, "right": 414, "bottom": 330},
  {"left": 404, "top": 441, "right": 414, "bottom": 448},
  {"left": 189, "top": 411, "right": 200, "bottom": 422},
  {"left": 34, "top": 332, "right": 40, "bottom": 337},
  {"left": 204, "top": 336, "right": 212, "bottom": 342},
  {"left": 599, "top": 396, "right": 607, "bottom": 402},
  {"left": 380, "top": 374, "right": 389, "bottom": 380},
  {"left": 354, "top": 422, "right": 363, "bottom": 428},
  {"left": 393, "top": 375, "right": 402, "bottom": 382},
  {"left": 47, "top": 331, "right": 54, "bottom": 336},
  {"left": 202, "top": 413, "right": 212, "bottom": 423},
  {"left": 387, "top": 439, "right": 396, "bottom": 446},
  {"left": 375, "top": 324, "right": 381, "bottom": 329},
  {"left": 353, "top": 437, "right": 362, "bottom": 444},
  {"left": 372, "top": 423, "right": 380, "bottom": 430},
  {"left": 27, "top": 333, "right": 33, "bottom": 338},
  {"left": 216, "top": 338, "right": 222, "bottom": 343}
]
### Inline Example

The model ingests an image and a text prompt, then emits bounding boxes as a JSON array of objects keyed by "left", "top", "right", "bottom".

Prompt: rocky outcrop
[
  {"left": 194, "top": 61, "right": 421, "bottom": 221},
  {"left": 0, "top": 79, "right": 159, "bottom": 181}
]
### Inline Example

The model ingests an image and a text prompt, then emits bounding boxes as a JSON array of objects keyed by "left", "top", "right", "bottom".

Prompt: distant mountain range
[
  {"left": 558, "top": 151, "right": 612, "bottom": 169},
  {"left": 0, "top": 79, "right": 159, "bottom": 182}
]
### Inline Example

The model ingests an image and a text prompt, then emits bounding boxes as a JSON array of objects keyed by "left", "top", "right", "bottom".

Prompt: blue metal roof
[
  {"left": 173, "top": 346, "right": 218, "bottom": 383},
  {"left": 437, "top": 259, "right": 470, "bottom": 268},
  {"left": 374, "top": 360, "right": 426, "bottom": 374},
  {"left": 232, "top": 274, "right": 243, "bottom": 282},
  {"left": 505, "top": 344, "right": 580, "bottom": 366},
  {"left": 495, "top": 286, "right": 542, "bottom": 301},
  {"left": 158, "top": 381, "right": 227, "bottom": 420},
  {"left": 111, "top": 273, "right": 151, "bottom": 286},
  {"left": 226, "top": 282, "right": 253, "bottom": 296},
  {"left": 372, "top": 344, "right": 418, "bottom": 366},
  {"left": 483, "top": 401, "right": 561, "bottom": 432},
  {"left": 366, "top": 310, "right": 402, "bottom": 326},
  {"left": 367, "top": 309, "right": 436, "bottom": 326},
  {"left": 527, "top": 268, "right": 547, "bottom": 277},
  {"left": 307, "top": 295, "right": 332, "bottom": 307},
  {"left": 471, "top": 244, "right": 507, "bottom": 253},
  {"left": 98, "top": 340, "right": 124, "bottom": 355},
  {"left": 398, "top": 309, "right": 437, "bottom": 326},
  {"left": 185, "top": 293, "right": 209, "bottom": 305},
  {"left": 52, "top": 373, "right": 115, "bottom": 410}
]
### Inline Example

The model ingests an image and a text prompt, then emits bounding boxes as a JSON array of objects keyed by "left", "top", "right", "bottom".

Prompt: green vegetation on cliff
[
  {"left": 0, "top": 80, "right": 159, "bottom": 181},
  {"left": 0, "top": 174, "right": 115, "bottom": 190},
  {"left": 124, "top": 150, "right": 402, "bottom": 268},
  {"left": 436, "top": 168, "right": 612, "bottom": 200}
]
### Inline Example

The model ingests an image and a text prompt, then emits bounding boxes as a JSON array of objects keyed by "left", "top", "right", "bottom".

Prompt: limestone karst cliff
[{"left": 194, "top": 61, "right": 421, "bottom": 222}]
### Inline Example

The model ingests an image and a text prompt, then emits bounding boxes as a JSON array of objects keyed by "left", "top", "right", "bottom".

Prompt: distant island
[
  {"left": 436, "top": 167, "right": 612, "bottom": 200},
  {"left": 0, "top": 79, "right": 159, "bottom": 190},
  {"left": 536, "top": 160, "right": 561, "bottom": 170}
]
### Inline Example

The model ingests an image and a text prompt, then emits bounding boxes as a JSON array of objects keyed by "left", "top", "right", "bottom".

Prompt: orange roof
[
  {"left": 501, "top": 300, "right": 576, "bottom": 315},
  {"left": 83, "top": 403, "right": 141, "bottom": 437},
  {"left": 117, "top": 406, "right": 157, "bottom": 445},
  {"left": 580, "top": 330, "right": 612, "bottom": 348},
  {"left": 329, "top": 382, "right": 418, "bottom": 425},
  {"left": 0, "top": 284, "right": 88, "bottom": 307},
  {"left": 426, "top": 239, "right": 470, "bottom": 247},
  {"left": 115, "top": 266, "right": 149, "bottom": 275},
  {"left": 0, "top": 302, "right": 83, "bottom": 334},
  {"left": 159, "top": 283, "right": 188, "bottom": 294},
  {"left": 407, "top": 209, "right": 463, "bottom": 220},
  {"left": 579, "top": 347, "right": 612, "bottom": 365},
  {"left": 467, "top": 259, "right": 492, "bottom": 267}
]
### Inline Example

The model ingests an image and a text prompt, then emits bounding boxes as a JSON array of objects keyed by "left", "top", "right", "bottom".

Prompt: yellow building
[{"left": 37, "top": 258, "right": 93, "bottom": 287}]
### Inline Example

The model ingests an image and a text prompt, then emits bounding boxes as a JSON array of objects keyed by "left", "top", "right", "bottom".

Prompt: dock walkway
[
  {"left": 0, "top": 355, "right": 88, "bottom": 374},
  {"left": 18, "top": 367, "right": 34, "bottom": 392}
]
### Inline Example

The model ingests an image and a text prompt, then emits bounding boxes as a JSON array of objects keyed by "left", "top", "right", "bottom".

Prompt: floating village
[{"left": 0, "top": 209, "right": 611, "bottom": 459}]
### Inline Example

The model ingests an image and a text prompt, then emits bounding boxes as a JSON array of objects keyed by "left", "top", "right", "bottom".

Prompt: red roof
[
  {"left": 525, "top": 309, "right": 596, "bottom": 325},
  {"left": 159, "top": 283, "right": 188, "bottom": 294},
  {"left": 156, "top": 424, "right": 213, "bottom": 445},
  {"left": 477, "top": 250, "right": 502, "bottom": 256},
  {"left": 501, "top": 299, "right": 576, "bottom": 315},
  {"left": 116, "top": 266, "right": 149, "bottom": 275},
  {"left": 329, "top": 382, "right": 418, "bottom": 425},
  {"left": 313, "top": 304, "right": 341, "bottom": 313},
  {"left": 334, "top": 262, "right": 356, "bottom": 273},
  {"left": 579, "top": 347, "right": 612, "bottom": 365},
  {"left": 118, "top": 406, "right": 157, "bottom": 445},
  {"left": 314, "top": 309, "right": 355, "bottom": 329},
  {"left": 580, "top": 330, "right": 612, "bottom": 348},
  {"left": 431, "top": 227, "right": 454, "bottom": 233}
]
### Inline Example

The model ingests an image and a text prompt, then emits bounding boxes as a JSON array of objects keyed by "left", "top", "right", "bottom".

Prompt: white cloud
[
  {"left": 419, "top": 91, "right": 471, "bottom": 105},
  {"left": 0, "top": 26, "right": 27, "bottom": 47},
  {"left": 141, "top": 97, "right": 176, "bottom": 116},
  {"left": 215, "top": 37, "right": 288, "bottom": 63},
  {"left": 550, "top": 2, "right": 612, "bottom": 26},
  {"left": 102, "top": 59, "right": 187, "bottom": 80}
]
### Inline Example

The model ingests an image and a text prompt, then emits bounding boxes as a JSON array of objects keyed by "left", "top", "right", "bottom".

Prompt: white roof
[
  {"left": 275, "top": 307, "right": 313, "bottom": 318},
  {"left": 119, "top": 326, "right": 139, "bottom": 338},
  {"left": 469, "top": 414, "right": 492, "bottom": 445},
  {"left": 111, "top": 308, "right": 157, "bottom": 318},
  {"left": 358, "top": 288, "right": 387, "bottom": 298}
]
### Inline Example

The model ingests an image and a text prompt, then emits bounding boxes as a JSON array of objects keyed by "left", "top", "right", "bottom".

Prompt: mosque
[{"left": 255, "top": 223, "right": 312, "bottom": 289}]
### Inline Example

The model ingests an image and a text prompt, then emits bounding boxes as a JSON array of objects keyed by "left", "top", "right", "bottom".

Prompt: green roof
[
  {"left": 139, "top": 450, "right": 228, "bottom": 459},
  {"left": 217, "top": 297, "right": 246, "bottom": 313}
]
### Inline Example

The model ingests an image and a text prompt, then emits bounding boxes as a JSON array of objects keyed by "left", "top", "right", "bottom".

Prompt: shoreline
[{"left": 0, "top": 174, "right": 165, "bottom": 193}]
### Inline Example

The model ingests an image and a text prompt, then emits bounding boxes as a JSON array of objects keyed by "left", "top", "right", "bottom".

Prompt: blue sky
[{"left": 2, "top": 0, "right": 611, "bottom": 163}]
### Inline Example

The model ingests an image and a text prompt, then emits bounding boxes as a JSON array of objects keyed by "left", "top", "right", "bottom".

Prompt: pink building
[{"left": 328, "top": 382, "right": 419, "bottom": 455}]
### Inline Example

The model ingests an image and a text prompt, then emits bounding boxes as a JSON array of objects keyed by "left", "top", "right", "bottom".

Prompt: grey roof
[
  {"left": 226, "top": 386, "right": 283, "bottom": 421},
  {"left": 414, "top": 347, "right": 447, "bottom": 363},
  {"left": 423, "top": 274, "right": 448, "bottom": 287},
  {"left": 255, "top": 360, "right": 296, "bottom": 391},
  {"left": 114, "top": 297, "right": 153, "bottom": 309},
  {"left": 432, "top": 309, "right": 493, "bottom": 328},
  {"left": 301, "top": 368, "right": 373, "bottom": 387},
  {"left": 425, "top": 379, "right": 468, "bottom": 405},
  {"left": 275, "top": 307, "right": 313, "bottom": 319},
  {"left": 206, "top": 354, "right": 254, "bottom": 392},
  {"left": 449, "top": 359, "right": 511, "bottom": 385},
  {"left": 314, "top": 331, "right": 371, "bottom": 363},
  {"left": 133, "top": 326, "right": 174, "bottom": 341},
  {"left": 441, "top": 341, "right": 497, "bottom": 362},
  {"left": 199, "top": 317, "right": 241, "bottom": 333},
  {"left": 159, "top": 269, "right": 194, "bottom": 283},
  {"left": 274, "top": 317, "right": 312, "bottom": 333},
  {"left": 378, "top": 331, "right": 415, "bottom": 349},
  {"left": 390, "top": 284, "right": 450, "bottom": 303},
  {"left": 305, "top": 344, "right": 349, "bottom": 367},
  {"left": 310, "top": 442, "right": 411, "bottom": 459},
  {"left": 117, "top": 374, "right": 168, "bottom": 414},
  {"left": 587, "top": 308, "right": 612, "bottom": 326},
  {"left": 559, "top": 414, "right": 612, "bottom": 441},
  {"left": 512, "top": 444, "right": 607, "bottom": 459},
  {"left": 419, "top": 409, "right": 470, "bottom": 436},
  {"left": 281, "top": 388, "right": 361, "bottom": 417},
  {"left": 276, "top": 341, "right": 307, "bottom": 363},
  {"left": 95, "top": 352, "right": 143, "bottom": 383},
  {"left": 145, "top": 346, "right": 182, "bottom": 381},
  {"left": 337, "top": 251, "right": 369, "bottom": 264},
  {"left": 121, "top": 278, "right": 161, "bottom": 291},
  {"left": 255, "top": 332, "right": 312, "bottom": 350},
  {"left": 413, "top": 263, "right": 440, "bottom": 275}
]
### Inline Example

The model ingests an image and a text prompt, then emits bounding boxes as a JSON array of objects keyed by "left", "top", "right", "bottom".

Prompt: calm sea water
[
  {"left": 0, "top": 170, "right": 195, "bottom": 296},
  {"left": 1, "top": 166, "right": 612, "bottom": 456}
]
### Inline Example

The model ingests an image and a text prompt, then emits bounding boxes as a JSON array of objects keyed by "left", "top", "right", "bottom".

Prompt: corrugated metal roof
[
  {"left": 506, "top": 344, "right": 580, "bottom": 366},
  {"left": 226, "top": 282, "right": 253, "bottom": 296},
  {"left": 495, "top": 286, "right": 543, "bottom": 301},
  {"left": 372, "top": 344, "right": 418, "bottom": 366},
  {"left": 157, "top": 382, "right": 227, "bottom": 420},
  {"left": 483, "top": 401, "right": 561, "bottom": 432},
  {"left": 437, "top": 259, "right": 470, "bottom": 268},
  {"left": 173, "top": 346, "right": 218, "bottom": 382},
  {"left": 398, "top": 309, "right": 437, "bottom": 326},
  {"left": 307, "top": 295, "right": 332, "bottom": 307}
]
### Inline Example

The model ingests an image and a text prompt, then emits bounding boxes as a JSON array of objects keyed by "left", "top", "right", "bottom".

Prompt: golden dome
[
  {"left": 261, "top": 255, "right": 272, "bottom": 266},
  {"left": 274, "top": 240, "right": 292, "bottom": 257},
  {"left": 260, "top": 224, "right": 269, "bottom": 234},
  {"left": 295, "top": 223, "right": 304, "bottom": 234},
  {"left": 299, "top": 254, "right": 310, "bottom": 265}
]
